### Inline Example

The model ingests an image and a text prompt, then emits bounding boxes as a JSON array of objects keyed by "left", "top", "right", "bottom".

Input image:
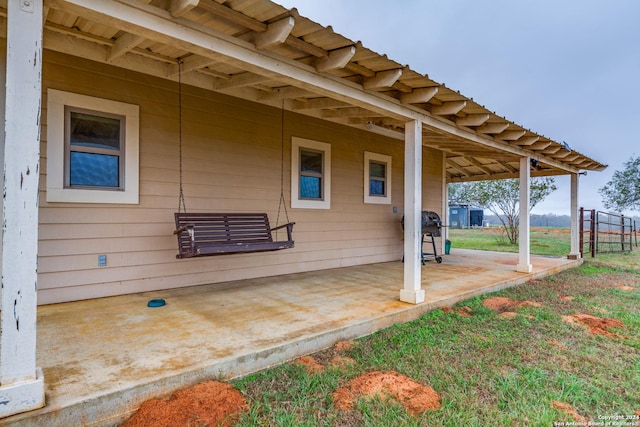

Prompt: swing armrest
[
  {"left": 174, "top": 223, "right": 195, "bottom": 235},
  {"left": 269, "top": 222, "right": 295, "bottom": 241}
]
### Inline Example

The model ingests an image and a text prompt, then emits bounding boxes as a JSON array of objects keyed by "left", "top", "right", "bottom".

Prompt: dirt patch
[
  {"left": 547, "top": 339, "right": 566, "bottom": 350},
  {"left": 442, "top": 306, "right": 472, "bottom": 318},
  {"left": 333, "top": 371, "right": 441, "bottom": 416},
  {"left": 330, "top": 355, "right": 356, "bottom": 369},
  {"left": 335, "top": 340, "right": 356, "bottom": 352},
  {"left": 562, "top": 314, "right": 626, "bottom": 338},
  {"left": 483, "top": 297, "right": 542, "bottom": 312},
  {"left": 617, "top": 285, "right": 634, "bottom": 291},
  {"left": 123, "top": 381, "right": 246, "bottom": 427},
  {"left": 295, "top": 355, "right": 325, "bottom": 373},
  {"left": 559, "top": 295, "right": 574, "bottom": 301},
  {"left": 498, "top": 311, "right": 534, "bottom": 320},
  {"left": 551, "top": 400, "right": 588, "bottom": 423}
]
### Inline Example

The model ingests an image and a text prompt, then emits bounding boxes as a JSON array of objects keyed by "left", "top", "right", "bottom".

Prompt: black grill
[
  {"left": 401, "top": 211, "right": 444, "bottom": 264},
  {"left": 420, "top": 211, "right": 442, "bottom": 237}
]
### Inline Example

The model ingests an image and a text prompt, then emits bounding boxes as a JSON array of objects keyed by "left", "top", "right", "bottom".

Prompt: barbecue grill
[{"left": 401, "top": 211, "right": 444, "bottom": 264}]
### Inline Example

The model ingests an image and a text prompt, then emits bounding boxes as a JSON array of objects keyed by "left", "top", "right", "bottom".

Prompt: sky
[{"left": 277, "top": 0, "right": 640, "bottom": 216}]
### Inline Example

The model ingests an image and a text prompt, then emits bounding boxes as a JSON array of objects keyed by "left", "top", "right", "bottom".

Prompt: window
[
  {"left": 47, "top": 89, "right": 139, "bottom": 204},
  {"left": 291, "top": 137, "right": 331, "bottom": 209},
  {"left": 364, "top": 152, "right": 392, "bottom": 204}
]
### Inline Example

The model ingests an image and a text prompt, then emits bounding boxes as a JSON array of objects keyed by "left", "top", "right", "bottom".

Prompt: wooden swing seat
[{"left": 174, "top": 212, "right": 295, "bottom": 259}]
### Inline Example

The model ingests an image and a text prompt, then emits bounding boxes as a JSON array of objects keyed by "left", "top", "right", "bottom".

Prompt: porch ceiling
[{"left": 3, "top": 0, "right": 606, "bottom": 181}]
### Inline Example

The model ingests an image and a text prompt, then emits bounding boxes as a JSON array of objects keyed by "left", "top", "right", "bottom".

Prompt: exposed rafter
[
  {"left": 254, "top": 16, "right": 295, "bottom": 50},
  {"left": 497, "top": 130, "right": 526, "bottom": 141},
  {"left": 431, "top": 100, "right": 466, "bottom": 116},
  {"left": 107, "top": 32, "right": 144, "bottom": 62},
  {"left": 400, "top": 87, "right": 438, "bottom": 104},
  {"left": 456, "top": 114, "right": 490, "bottom": 127},
  {"left": 476, "top": 122, "right": 510, "bottom": 134},
  {"left": 315, "top": 46, "right": 356, "bottom": 72},
  {"left": 170, "top": 0, "right": 199, "bottom": 17},
  {"left": 363, "top": 69, "right": 402, "bottom": 90}
]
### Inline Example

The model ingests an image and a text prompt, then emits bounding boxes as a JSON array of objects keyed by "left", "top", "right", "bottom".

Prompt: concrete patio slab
[{"left": 1, "top": 249, "right": 579, "bottom": 426}]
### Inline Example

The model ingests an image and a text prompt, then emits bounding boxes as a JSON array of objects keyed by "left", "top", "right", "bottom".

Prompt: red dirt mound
[
  {"left": 442, "top": 306, "right": 472, "bottom": 317},
  {"left": 330, "top": 355, "right": 356, "bottom": 368},
  {"left": 562, "top": 313, "right": 626, "bottom": 338},
  {"left": 123, "top": 381, "right": 247, "bottom": 427},
  {"left": 333, "top": 371, "right": 441, "bottom": 416},
  {"left": 335, "top": 340, "right": 356, "bottom": 352},
  {"left": 483, "top": 297, "right": 542, "bottom": 312},
  {"left": 295, "top": 355, "right": 325, "bottom": 373},
  {"left": 551, "top": 400, "right": 588, "bottom": 423}
]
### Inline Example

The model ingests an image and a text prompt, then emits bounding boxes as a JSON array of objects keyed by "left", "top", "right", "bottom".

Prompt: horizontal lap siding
[{"left": 37, "top": 50, "right": 443, "bottom": 304}]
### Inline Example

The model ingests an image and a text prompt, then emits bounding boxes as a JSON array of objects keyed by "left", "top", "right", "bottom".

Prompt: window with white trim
[
  {"left": 291, "top": 137, "right": 331, "bottom": 209},
  {"left": 47, "top": 89, "right": 139, "bottom": 204},
  {"left": 364, "top": 151, "right": 392, "bottom": 204}
]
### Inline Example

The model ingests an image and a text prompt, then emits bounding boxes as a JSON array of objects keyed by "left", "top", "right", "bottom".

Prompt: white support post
[
  {"left": 442, "top": 151, "right": 448, "bottom": 254},
  {"left": 568, "top": 173, "right": 581, "bottom": 260},
  {"left": 400, "top": 120, "right": 425, "bottom": 304},
  {"left": 516, "top": 157, "right": 532, "bottom": 273},
  {"left": 0, "top": 0, "right": 45, "bottom": 418}
]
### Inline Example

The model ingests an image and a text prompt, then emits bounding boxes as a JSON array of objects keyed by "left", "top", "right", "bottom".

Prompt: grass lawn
[
  {"left": 125, "top": 229, "right": 639, "bottom": 426},
  {"left": 230, "top": 231, "right": 639, "bottom": 426},
  {"left": 447, "top": 226, "right": 572, "bottom": 257}
]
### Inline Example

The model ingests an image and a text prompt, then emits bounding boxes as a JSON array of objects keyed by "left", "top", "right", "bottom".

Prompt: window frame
[
  {"left": 47, "top": 89, "right": 139, "bottom": 204},
  {"left": 64, "top": 106, "right": 126, "bottom": 190},
  {"left": 291, "top": 137, "right": 331, "bottom": 209},
  {"left": 364, "top": 151, "right": 392, "bottom": 205}
]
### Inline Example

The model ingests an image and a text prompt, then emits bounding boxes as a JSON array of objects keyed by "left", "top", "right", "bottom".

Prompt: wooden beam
[
  {"left": 512, "top": 135, "right": 540, "bottom": 146},
  {"left": 467, "top": 158, "right": 493, "bottom": 175},
  {"left": 254, "top": 16, "right": 295, "bottom": 50},
  {"left": 455, "top": 113, "right": 490, "bottom": 126},
  {"left": 107, "top": 32, "right": 144, "bottom": 62},
  {"left": 363, "top": 69, "right": 402, "bottom": 90},
  {"left": 496, "top": 130, "right": 526, "bottom": 141},
  {"left": 476, "top": 122, "right": 509, "bottom": 134},
  {"left": 321, "top": 107, "right": 377, "bottom": 118},
  {"left": 258, "top": 86, "right": 318, "bottom": 101},
  {"left": 292, "top": 97, "right": 351, "bottom": 110},
  {"left": 497, "top": 160, "right": 518, "bottom": 173},
  {"left": 167, "top": 54, "right": 221, "bottom": 77},
  {"left": 170, "top": 0, "right": 199, "bottom": 18},
  {"left": 400, "top": 87, "right": 438, "bottom": 104},
  {"left": 431, "top": 100, "right": 466, "bottom": 116},
  {"left": 214, "top": 72, "right": 272, "bottom": 90},
  {"left": 315, "top": 46, "right": 356, "bottom": 72},
  {"left": 198, "top": 0, "right": 265, "bottom": 32},
  {"left": 528, "top": 141, "right": 553, "bottom": 151}
]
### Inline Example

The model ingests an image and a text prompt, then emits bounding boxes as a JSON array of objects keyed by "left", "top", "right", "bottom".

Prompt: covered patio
[{"left": 2, "top": 249, "right": 578, "bottom": 426}]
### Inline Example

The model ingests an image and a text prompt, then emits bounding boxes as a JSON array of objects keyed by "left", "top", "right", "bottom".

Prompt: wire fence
[{"left": 580, "top": 208, "right": 638, "bottom": 257}]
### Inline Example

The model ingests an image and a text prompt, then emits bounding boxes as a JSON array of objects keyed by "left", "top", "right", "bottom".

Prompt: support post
[
  {"left": 516, "top": 157, "right": 532, "bottom": 273},
  {"left": 400, "top": 120, "right": 425, "bottom": 304},
  {"left": 568, "top": 173, "right": 581, "bottom": 259},
  {"left": 0, "top": 0, "right": 45, "bottom": 418}
]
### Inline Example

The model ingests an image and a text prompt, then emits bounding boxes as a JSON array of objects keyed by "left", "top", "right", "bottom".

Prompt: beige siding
[{"left": 37, "top": 50, "right": 444, "bottom": 304}]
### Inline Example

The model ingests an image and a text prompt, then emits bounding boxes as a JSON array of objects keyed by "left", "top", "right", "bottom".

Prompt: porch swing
[{"left": 173, "top": 62, "right": 295, "bottom": 259}]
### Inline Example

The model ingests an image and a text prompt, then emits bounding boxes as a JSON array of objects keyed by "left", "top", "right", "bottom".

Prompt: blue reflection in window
[
  {"left": 70, "top": 152, "right": 119, "bottom": 187},
  {"left": 370, "top": 180, "right": 385, "bottom": 196},
  {"left": 300, "top": 176, "right": 321, "bottom": 199}
]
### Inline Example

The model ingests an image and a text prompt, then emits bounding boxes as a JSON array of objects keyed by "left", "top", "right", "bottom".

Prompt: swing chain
[
  {"left": 177, "top": 59, "right": 187, "bottom": 214},
  {"left": 275, "top": 99, "right": 290, "bottom": 236}
]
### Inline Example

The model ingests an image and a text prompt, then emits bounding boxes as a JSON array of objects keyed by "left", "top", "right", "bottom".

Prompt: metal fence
[{"left": 579, "top": 208, "right": 638, "bottom": 257}]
